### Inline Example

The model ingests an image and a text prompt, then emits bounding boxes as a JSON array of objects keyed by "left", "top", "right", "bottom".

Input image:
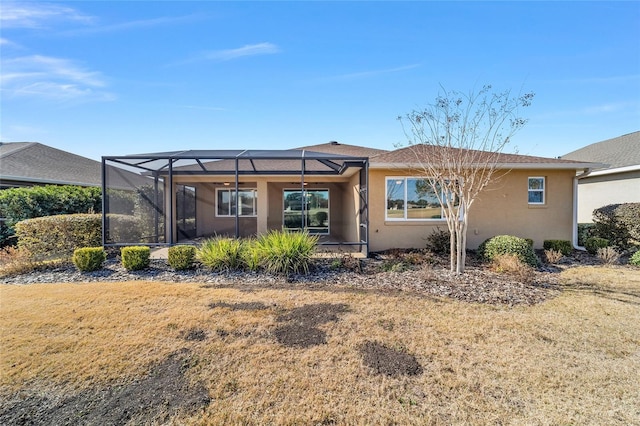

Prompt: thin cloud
[
  {"left": 320, "top": 64, "right": 421, "bottom": 82},
  {"left": 1, "top": 55, "right": 115, "bottom": 102},
  {"left": 0, "top": 2, "right": 94, "bottom": 29},
  {"left": 59, "top": 15, "right": 200, "bottom": 36},
  {"left": 174, "top": 42, "right": 281, "bottom": 65}
]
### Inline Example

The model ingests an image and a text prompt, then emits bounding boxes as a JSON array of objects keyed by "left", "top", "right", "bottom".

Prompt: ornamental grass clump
[
  {"left": 167, "top": 245, "right": 196, "bottom": 271},
  {"left": 121, "top": 246, "right": 150, "bottom": 271},
  {"left": 196, "top": 237, "right": 247, "bottom": 272},
  {"left": 478, "top": 235, "right": 539, "bottom": 267},
  {"left": 253, "top": 230, "right": 318, "bottom": 275},
  {"left": 72, "top": 247, "right": 106, "bottom": 272}
]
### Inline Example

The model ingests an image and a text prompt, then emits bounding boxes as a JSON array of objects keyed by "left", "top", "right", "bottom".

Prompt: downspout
[{"left": 572, "top": 168, "right": 593, "bottom": 250}]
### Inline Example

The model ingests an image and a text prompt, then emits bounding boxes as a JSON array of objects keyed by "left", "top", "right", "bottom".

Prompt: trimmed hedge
[
  {"left": 15, "top": 214, "right": 102, "bottom": 260},
  {"left": 543, "top": 240, "right": 572, "bottom": 256},
  {"left": 73, "top": 247, "right": 106, "bottom": 272},
  {"left": 0, "top": 185, "right": 102, "bottom": 247},
  {"left": 121, "top": 246, "right": 150, "bottom": 271},
  {"left": 168, "top": 245, "right": 196, "bottom": 271},
  {"left": 585, "top": 237, "right": 609, "bottom": 255},
  {"left": 592, "top": 203, "right": 640, "bottom": 250},
  {"left": 477, "top": 235, "right": 539, "bottom": 267}
]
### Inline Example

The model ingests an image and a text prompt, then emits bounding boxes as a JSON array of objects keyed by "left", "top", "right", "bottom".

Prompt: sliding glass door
[{"left": 283, "top": 189, "right": 329, "bottom": 234}]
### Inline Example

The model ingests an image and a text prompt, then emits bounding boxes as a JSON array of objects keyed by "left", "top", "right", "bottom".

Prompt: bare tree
[{"left": 399, "top": 85, "right": 534, "bottom": 274}]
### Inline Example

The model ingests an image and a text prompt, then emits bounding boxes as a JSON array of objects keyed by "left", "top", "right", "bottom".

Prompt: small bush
[
  {"left": 315, "top": 211, "right": 328, "bottom": 226},
  {"left": 197, "top": 237, "right": 246, "bottom": 272},
  {"left": 578, "top": 223, "right": 596, "bottom": 247},
  {"left": 597, "top": 247, "right": 620, "bottom": 265},
  {"left": 630, "top": 250, "right": 640, "bottom": 266},
  {"left": 253, "top": 230, "right": 318, "bottom": 275},
  {"left": 14, "top": 214, "right": 102, "bottom": 260},
  {"left": 168, "top": 245, "right": 196, "bottom": 271},
  {"left": 490, "top": 253, "right": 534, "bottom": 283},
  {"left": 121, "top": 246, "right": 150, "bottom": 271},
  {"left": 543, "top": 240, "right": 572, "bottom": 256},
  {"left": 544, "top": 249, "right": 564, "bottom": 264},
  {"left": 425, "top": 227, "right": 451, "bottom": 254},
  {"left": 585, "top": 237, "right": 609, "bottom": 255},
  {"left": 478, "top": 235, "right": 539, "bottom": 267},
  {"left": 72, "top": 247, "right": 106, "bottom": 272}
]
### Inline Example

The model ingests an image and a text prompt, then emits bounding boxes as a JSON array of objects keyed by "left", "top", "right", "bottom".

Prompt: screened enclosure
[{"left": 102, "top": 149, "right": 369, "bottom": 253}]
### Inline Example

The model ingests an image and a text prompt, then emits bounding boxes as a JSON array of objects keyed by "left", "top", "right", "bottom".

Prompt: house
[
  {"left": 0, "top": 142, "right": 102, "bottom": 189},
  {"left": 560, "top": 131, "right": 640, "bottom": 223},
  {"left": 102, "top": 142, "right": 598, "bottom": 254}
]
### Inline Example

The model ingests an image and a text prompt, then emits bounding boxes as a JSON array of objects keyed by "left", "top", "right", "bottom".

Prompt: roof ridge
[{"left": 0, "top": 142, "right": 38, "bottom": 159}]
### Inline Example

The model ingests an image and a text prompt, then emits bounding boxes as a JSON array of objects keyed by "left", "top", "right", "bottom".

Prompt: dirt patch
[
  {"left": 359, "top": 340, "right": 423, "bottom": 376},
  {"left": 182, "top": 327, "right": 208, "bottom": 341},
  {"left": 208, "top": 301, "right": 270, "bottom": 310},
  {"left": 274, "top": 303, "right": 349, "bottom": 348},
  {"left": 0, "top": 348, "right": 210, "bottom": 425}
]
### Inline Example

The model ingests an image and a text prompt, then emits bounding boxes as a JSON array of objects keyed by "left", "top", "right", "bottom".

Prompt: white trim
[
  {"left": 215, "top": 188, "right": 257, "bottom": 217},
  {"left": 527, "top": 176, "right": 545, "bottom": 205},
  {"left": 584, "top": 164, "right": 640, "bottom": 177},
  {"left": 385, "top": 176, "right": 448, "bottom": 222}
]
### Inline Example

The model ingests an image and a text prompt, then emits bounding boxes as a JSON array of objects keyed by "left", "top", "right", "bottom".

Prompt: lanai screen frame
[{"left": 102, "top": 149, "right": 369, "bottom": 252}]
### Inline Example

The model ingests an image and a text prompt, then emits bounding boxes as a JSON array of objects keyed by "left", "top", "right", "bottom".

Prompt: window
[
  {"left": 386, "top": 177, "right": 457, "bottom": 220},
  {"left": 283, "top": 189, "right": 329, "bottom": 234},
  {"left": 528, "top": 177, "right": 545, "bottom": 204},
  {"left": 216, "top": 188, "right": 257, "bottom": 217}
]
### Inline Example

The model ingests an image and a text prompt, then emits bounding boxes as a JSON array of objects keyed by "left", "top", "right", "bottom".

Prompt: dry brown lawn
[{"left": 1, "top": 266, "right": 639, "bottom": 425}]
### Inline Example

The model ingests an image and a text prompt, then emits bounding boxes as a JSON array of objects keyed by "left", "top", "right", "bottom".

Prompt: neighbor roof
[
  {"left": 370, "top": 145, "right": 600, "bottom": 170},
  {"left": 561, "top": 131, "right": 640, "bottom": 169},
  {"left": 0, "top": 142, "right": 102, "bottom": 187}
]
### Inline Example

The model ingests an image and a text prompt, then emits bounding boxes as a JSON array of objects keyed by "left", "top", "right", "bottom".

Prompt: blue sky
[{"left": 1, "top": 1, "right": 639, "bottom": 161}]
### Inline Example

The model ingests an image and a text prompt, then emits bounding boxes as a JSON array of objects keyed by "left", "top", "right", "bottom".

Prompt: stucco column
[{"left": 257, "top": 180, "right": 268, "bottom": 235}]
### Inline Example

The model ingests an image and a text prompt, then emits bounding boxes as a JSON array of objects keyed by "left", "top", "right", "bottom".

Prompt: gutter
[{"left": 572, "top": 168, "right": 593, "bottom": 251}]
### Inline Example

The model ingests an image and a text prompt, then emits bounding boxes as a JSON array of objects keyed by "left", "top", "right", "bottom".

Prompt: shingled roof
[
  {"left": 0, "top": 142, "right": 102, "bottom": 187},
  {"left": 561, "top": 131, "right": 640, "bottom": 170},
  {"left": 298, "top": 141, "right": 388, "bottom": 158},
  {"left": 370, "top": 145, "right": 599, "bottom": 169}
]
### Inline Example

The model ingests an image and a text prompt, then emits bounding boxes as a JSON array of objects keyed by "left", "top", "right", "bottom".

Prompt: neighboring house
[
  {"left": 0, "top": 142, "right": 102, "bottom": 189},
  {"left": 560, "top": 131, "right": 640, "bottom": 223},
  {"left": 102, "top": 141, "right": 597, "bottom": 254}
]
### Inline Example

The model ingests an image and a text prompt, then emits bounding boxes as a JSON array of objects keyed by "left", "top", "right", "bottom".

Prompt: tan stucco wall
[
  {"left": 576, "top": 171, "right": 640, "bottom": 223},
  {"left": 368, "top": 168, "right": 576, "bottom": 251}
]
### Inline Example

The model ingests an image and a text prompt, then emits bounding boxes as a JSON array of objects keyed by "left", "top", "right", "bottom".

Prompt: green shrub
[
  {"left": 253, "top": 230, "right": 318, "bottom": 275},
  {"left": 584, "top": 237, "right": 609, "bottom": 255},
  {"left": 315, "top": 211, "right": 328, "bottom": 226},
  {"left": 168, "top": 245, "right": 196, "bottom": 271},
  {"left": 14, "top": 214, "right": 102, "bottom": 260},
  {"left": 121, "top": 246, "right": 150, "bottom": 271},
  {"left": 0, "top": 185, "right": 102, "bottom": 247},
  {"left": 477, "top": 235, "right": 539, "bottom": 267},
  {"left": 592, "top": 203, "right": 640, "bottom": 250},
  {"left": 425, "top": 227, "right": 452, "bottom": 254},
  {"left": 72, "top": 247, "right": 106, "bottom": 272},
  {"left": 106, "top": 214, "right": 143, "bottom": 244},
  {"left": 543, "top": 240, "right": 572, "bottom": 256},
  {"left": 630, "top": 250, "right": 640, "bottom": 266},
  {"left": 578, "top": 223, "right": 596, "bottom": 247},
  {"left": 197, "top": 237, "right": 247, "bottom": 271}
]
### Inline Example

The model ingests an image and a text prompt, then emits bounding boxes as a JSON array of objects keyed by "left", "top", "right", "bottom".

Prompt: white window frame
[
  {"left": 385, "top": 176, "right": 449, "bottom": 221},
  {"left": 527, "top": 177, "right": 545, "bottom": 205},
  {"left": 215, "top": 188, "right": 257, "bottom": 217}
]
